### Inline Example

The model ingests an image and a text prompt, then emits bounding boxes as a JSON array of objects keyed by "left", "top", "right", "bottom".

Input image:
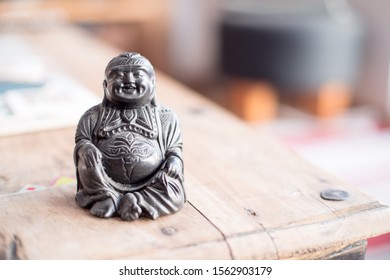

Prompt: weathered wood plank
[
  {"left": 0, "top": 128, "right": 75, "bottom": 195},
  {"left": 1, "top": 181, "right": 387, "bottom": 259},
  {"left": 0, "top": 186, "right": 227, "bottom": 259},
  {"left": 0, "top": 26, "right": 390, "bottom": 259}
]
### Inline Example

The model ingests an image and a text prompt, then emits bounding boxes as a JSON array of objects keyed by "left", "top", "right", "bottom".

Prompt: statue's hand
[
  {"left": 78, "top": 144, "right": 102, "bottom": 168},
  {"left": 163, "top": 156, "right": 183, "bottom": 179}
]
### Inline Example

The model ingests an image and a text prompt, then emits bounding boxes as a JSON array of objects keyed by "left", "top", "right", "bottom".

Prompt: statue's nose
[{"left": 125, "top": 72, "right": 136, "bottom": 83}]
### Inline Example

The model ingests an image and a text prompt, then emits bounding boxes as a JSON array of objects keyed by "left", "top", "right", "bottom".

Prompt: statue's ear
[
  {"left": 152, "top": 76, "right": 156, "bottom": 88},
  {"left": 103, "top": 79, "right": 108, "bottom": 89}
]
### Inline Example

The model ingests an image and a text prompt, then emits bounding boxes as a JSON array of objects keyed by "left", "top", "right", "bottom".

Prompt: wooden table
[{"left": 1, "top": 25, "right": 390, "bottom": 260}]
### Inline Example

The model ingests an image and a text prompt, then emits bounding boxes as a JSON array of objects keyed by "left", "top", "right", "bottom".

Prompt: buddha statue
[{"left": 74, "top": 52, "right": 185, "bottom": 221}]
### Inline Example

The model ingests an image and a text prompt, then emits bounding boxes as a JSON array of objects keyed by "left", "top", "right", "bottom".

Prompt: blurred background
[{"left": 0, "top": 0, "right": 389, "bottom": 259}]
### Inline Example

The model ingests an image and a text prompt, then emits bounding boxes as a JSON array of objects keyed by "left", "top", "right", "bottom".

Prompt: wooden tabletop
[{"left": 1, "top": 25, "right": 390, "bottom": 260}]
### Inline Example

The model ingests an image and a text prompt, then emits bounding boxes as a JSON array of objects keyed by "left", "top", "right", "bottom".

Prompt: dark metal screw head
[{"left": 320, "top": 189, "right": 349, "bottom": 201}]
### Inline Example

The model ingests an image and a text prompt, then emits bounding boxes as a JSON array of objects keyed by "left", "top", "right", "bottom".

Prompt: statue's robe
[{"left": 74, "top": 101, "right": 185, "bottom": 219}]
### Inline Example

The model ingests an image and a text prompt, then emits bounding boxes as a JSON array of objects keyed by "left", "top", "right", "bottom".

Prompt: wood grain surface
[{"left": 1, "top": 26, "right": 390, "bottom": 259}]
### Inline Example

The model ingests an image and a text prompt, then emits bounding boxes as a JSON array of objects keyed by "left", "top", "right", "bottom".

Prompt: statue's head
[{"left": 103, "top": 52, "right": 156, "bottom": 108}]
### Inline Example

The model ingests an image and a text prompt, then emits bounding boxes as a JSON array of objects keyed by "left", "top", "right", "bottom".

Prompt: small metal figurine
[{"left": 74, "top": 52, "right": 185, "bottom": 221}]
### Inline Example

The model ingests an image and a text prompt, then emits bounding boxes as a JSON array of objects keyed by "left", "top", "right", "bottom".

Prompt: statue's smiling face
[{"left": 105, "top": 65, "right": 155, "bottom": 107}]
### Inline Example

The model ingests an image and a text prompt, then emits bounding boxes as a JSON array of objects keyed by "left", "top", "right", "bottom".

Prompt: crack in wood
[
  {"left": 8, "top": 235, "right": 19, "bottom": 260},
  {"left": 187, "top": 201, "right": 235, "bottom": 259},
  {"left": 261, "top": 227, "right": 280, "bottom": 260},
  {"left": 0, "top": 233, "right": 25, "bottom": 260},
  {"left": 243, "top": 208, "right": 280, "bottom": 259},
  {"left": 277, "top": 201, "right": 387, "bottom": 230}
]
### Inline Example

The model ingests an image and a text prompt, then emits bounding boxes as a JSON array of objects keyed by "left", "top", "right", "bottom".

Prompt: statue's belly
[{"left": 97, "top": 132, "right": 162, "bottom": 184}]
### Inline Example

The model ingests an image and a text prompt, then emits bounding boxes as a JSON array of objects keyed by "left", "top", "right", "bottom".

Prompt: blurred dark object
[{"left": 220, "top": 0, "right": 364, "bottom": 120}]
